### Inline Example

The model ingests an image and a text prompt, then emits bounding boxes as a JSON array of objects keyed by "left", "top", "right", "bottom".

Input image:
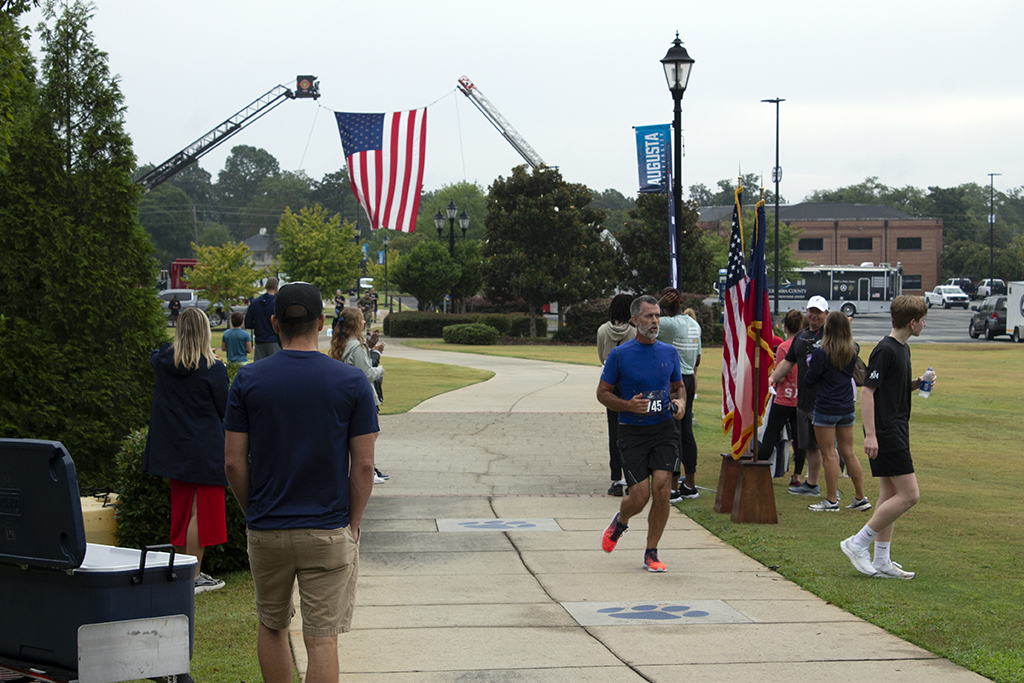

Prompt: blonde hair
[
  {"left": 174, "top": 308, "right": 218, "bottom": 370},
  {"left": 683, "top": 308, "right": 697, "bottom": 319},
  {"left": 329, "top": 307, "right": 366, "bottom": 361},
  {"left": 821, "top": 310, "right": 856, "bottom": 369}
]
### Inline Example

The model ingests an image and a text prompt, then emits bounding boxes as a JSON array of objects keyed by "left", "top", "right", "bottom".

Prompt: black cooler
[{"left": 0, "top": 439, "right": 196, "bottom": 679}]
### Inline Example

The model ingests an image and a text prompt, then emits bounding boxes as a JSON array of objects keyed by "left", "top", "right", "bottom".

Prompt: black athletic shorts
[
  {"left": 617, "top": 419, "right": 680, "bottom": 487},
  {"left": 796, "top": 408, "right": 819, "bottom": 451},
  {"left": 869, "top": 448, "right": 915, "bottom": 477}
]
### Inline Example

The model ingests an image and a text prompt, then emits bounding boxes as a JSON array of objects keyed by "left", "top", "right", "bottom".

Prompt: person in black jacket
[{"left": 143, "top": 307, "right": 229, "bottom": 593}]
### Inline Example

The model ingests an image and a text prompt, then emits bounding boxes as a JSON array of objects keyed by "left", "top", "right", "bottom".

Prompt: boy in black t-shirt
[{"left": 841, "top": 295, "right": 935, "bottom": 579}]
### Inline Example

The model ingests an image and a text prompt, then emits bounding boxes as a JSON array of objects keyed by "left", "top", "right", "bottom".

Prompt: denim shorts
[{"left": 812, "top": 410, "right": 856, "bottom": 428}]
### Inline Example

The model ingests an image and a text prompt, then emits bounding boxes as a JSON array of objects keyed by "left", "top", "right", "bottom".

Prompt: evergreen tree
[{"left": 0, "top": 0, "right": 165, "bottom": 481}]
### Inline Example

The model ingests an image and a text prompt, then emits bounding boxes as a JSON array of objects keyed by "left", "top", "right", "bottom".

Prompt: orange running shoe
[
  {"left": 602, "top": 512, "right": 627, "bottom": 553},
  {"left": 644, "top": 549, "right": 666, "bottom": 572}
]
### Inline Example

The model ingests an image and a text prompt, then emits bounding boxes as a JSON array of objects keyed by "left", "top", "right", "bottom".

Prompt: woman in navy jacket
[{"left": 143, "top": 307, "right": 229, "bottom": 593}]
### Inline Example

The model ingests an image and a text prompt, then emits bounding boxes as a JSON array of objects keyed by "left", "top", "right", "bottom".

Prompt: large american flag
[
  {"left": 335, "top": 109, "right": 427, "bottom": 233},
  {"left": 721, "top": 187, "right": 748, "bottom": 455}
]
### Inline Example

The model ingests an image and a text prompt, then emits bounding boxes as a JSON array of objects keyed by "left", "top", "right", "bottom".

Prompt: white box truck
[{"left": 1007, "top": 281, "right": 1024, "bottom": 343}]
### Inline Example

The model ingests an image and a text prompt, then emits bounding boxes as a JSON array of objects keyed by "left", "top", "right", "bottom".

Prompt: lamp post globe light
[{"left": 661, "top": 32, "right": 694, "bottom": 288}]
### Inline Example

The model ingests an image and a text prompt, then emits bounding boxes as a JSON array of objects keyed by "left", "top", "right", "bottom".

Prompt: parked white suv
[{"left": 925, "top": 285, "right": 970, "bottom": 309}]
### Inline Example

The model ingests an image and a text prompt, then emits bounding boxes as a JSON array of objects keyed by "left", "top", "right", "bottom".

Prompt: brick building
[{"left": 697, "top": 202, "right": 943, "bottom": 293}]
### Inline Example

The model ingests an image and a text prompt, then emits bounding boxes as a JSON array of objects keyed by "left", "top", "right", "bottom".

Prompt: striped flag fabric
[
  {"left": 736, "top": 200, "right": 777, "bottom": 458},
  {"left": 721, "top": 187, "right": 748, "bottom": 456},
  {"left": 334, "top": 109, "right": 427, "bottom": 233}
]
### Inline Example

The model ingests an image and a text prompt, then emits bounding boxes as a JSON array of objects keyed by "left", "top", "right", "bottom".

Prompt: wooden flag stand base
[
  {"left": 730, "top": 461, "right": 778, "bottom": 525},
  {"left": 714, "top": 453, "right": 751, "bottom": 514}
]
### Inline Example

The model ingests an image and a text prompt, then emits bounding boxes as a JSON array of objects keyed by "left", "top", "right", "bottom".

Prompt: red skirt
[{"left": 169, "top": 479, "right": 227, "bottom": 548}]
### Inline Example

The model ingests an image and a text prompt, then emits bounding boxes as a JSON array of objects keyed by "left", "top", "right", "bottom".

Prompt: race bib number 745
[{"left": 643, "top": 390, "right": 668, "bottom": 413}]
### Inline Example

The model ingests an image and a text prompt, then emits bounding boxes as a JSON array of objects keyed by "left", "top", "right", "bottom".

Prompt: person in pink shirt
[{"left": 758, "top": 310, "right": 806, "bottom": 487}]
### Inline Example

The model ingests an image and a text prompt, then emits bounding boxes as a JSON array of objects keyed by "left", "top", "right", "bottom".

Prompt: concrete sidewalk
[{"left": 291, "top": 340, "right": 985, "bottom": 682}]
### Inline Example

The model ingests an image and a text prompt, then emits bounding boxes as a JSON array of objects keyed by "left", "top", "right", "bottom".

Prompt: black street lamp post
[
  {"left": 661, "top": 33, "right": 694, "bottom": 288},
  {"left": 762, "top": 98, "right": 784, "bottom": 315},
  {"left": 433, "top": 201, "right": 470, "bottom": 313},
  {"left": 988, "top": 173, "right": 1000, "bottom": 281},
  {"left": 434, "top": 200, "right": 469, "bottom": 259}
]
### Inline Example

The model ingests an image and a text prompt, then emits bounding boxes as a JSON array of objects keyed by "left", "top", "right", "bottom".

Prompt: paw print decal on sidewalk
[
  {"left": 457, "top": 520, "right": 537, "bottom": 530},
  {"left": 597, "top": 604, "right": 711, "bottom": 620}
]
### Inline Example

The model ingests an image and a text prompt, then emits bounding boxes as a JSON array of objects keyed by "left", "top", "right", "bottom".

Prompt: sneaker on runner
[
  {"left": 644, "top": 549, "right": 666, "bottom": 572},
  {"left": 602, "top": 512, "right": 627, "bottom": 553},
  {"left": 669, "top": 489, "right": 684, "bottom": 503},
  {"left": 788, "top": 482, "right": 820, "bottom": 496},
  {"left": 840, "top": 536, "right": 878, "bottom": 576},
  {"left": 807, "top": 499, "right": 839, "bottom": 512},
  {"left": 846, "top": 497, "right": 872, "bottom": 511},
  {"left": 874, "top": 561, "right": 915, "bottom": 580},
  {"left": 607, "top": 481, "right": 624, "bottom": 497},
  {"left": 373, "top": 473, "right": 386, "bottom": 484},
  {"left": 374, "top": 467, "right": 389, "bottom": 480},
  {"left": 194, "top": 572, "right": 225, "bottom": 594}
]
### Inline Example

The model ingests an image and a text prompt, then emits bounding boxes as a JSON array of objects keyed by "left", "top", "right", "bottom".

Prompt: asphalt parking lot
[{"left": 847, "top": 305, "right": 1015, "bottom": 344}]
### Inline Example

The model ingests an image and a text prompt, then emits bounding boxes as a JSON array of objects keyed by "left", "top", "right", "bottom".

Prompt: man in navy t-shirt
[
  {"left": 225, "top": 282, "right": 378, "bottom": 682},
  {"left": 244, "top": 277, "right": 280, "bottom": 360},
  {"left": 597, "top": 295, "right": 685, "bottom": 572}
]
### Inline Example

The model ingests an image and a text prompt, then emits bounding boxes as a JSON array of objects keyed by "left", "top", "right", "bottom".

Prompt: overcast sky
[{"left": 21, "top": 0, "right": 1024, "bottom": 204}]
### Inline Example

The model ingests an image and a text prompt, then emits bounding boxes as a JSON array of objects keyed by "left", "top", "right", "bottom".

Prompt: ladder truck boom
[
  {"left": 457, "top": 75, "right": 546, "bottom": 169},
  {"left": 135, "top": 75, "right": 320, "bottom": 192}
]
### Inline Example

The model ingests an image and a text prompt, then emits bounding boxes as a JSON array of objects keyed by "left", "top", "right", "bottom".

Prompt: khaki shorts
[{"left": 247, "top": 525, "right": 359, "bottom": 636}]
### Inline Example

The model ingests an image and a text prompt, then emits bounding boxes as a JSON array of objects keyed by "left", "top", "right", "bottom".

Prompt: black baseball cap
[{"left": 274, "top": 282, "right": 323, "bottom": 323}]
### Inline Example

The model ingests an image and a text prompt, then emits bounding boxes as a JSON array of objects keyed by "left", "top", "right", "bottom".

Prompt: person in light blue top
[
  {"left": 656, "top": 289, "right": 702, "bottom": 500},
  {"left": 221, "top": 312, "right": 252, "bottom": 364}
]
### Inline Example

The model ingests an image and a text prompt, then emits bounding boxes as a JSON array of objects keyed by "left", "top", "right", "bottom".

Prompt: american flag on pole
[
  {"left": 334, "top": 109, "right": 427, "bottom": 233},
  {"left": 741, "top": 200, "right": 776, "bottom": 457},
  {"left": 721, "top": 187, "right": 748, "bottom": 456}
]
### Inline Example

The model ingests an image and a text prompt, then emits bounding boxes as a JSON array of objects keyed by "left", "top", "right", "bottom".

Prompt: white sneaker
[
  {"left": 373, "top": 473, "right": 386, "bottom": 484},
  {"left": 840, "top": 536, "right": 877, "bottom": 576},
  {"left": 874, "top": 561, "right": 915, "bottom": 580}
]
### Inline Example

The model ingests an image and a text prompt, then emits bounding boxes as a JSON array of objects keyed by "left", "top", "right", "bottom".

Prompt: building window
[
  {"left": 897, "top": 237, "right": 921, "bottom": 251},
  {"left": 903, "top": 275, "right": 922, "bottom": 290},
  {"left": 799, "top": 238, "right": 823, "bottom": 251},
  {"left": 848, "top": 237, "right": 873, "bottom": 251}
]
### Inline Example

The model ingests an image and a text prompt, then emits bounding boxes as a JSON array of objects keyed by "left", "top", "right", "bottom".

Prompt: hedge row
[
  {"left": 559, "top": 294, "right": 724, "bottom": 346},
  {"left": 384, "top": 311, "right": 546, "bottom": 339}
]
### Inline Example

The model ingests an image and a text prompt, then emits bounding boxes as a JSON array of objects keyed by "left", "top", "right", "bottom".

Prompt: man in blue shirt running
[{"left": 597, "top": 295, "right": 686, "bottom": 572}]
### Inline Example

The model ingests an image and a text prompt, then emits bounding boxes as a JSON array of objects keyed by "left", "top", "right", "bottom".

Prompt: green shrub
[
  {"left": 383, "top": 311, "right": 477, "bottom": 337},
  {"left": 475, "top": 313, "right": 512, "bottom": 336},
  {"left": 508, "top": 314, "right": 548, "bottom": 338},
  {"left": 560, "top": 298, "right": 611, "bottom": 343},
  {"left": 443, "top": 323, "right": 499, "bottom": 345},
  {"left": 114, "top": 427, "right": 249, "bottom": 573}
]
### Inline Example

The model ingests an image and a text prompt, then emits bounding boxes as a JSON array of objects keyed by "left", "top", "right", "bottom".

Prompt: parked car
[
  {"left": 976, "top": 278, "right": 1007, "bottom": 298},
  {"left": 925, "top": 285, "right": 970, "bottom": 309},
  {"left": 157, "top": 289, "right": 225, "bottom": 327},
  {"left": 968, "top": 296, "right": 1008, "bottom": 340},
  {"left": 942, "top": 277, "right": 977, "bottom": 298}
]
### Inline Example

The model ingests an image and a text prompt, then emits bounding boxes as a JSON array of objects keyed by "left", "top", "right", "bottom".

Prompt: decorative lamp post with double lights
[
  {"left": 434, "top": 200, "right": 470, "bottom": 258},
  {"left": 661, "top": 32, "right": 694, "bottom": 288},
  {"left": 433, "top": 200, "right": 470, "bottom": 312},
  {"left": 762, "top": 97, "right": 784, "bottom": 315}
]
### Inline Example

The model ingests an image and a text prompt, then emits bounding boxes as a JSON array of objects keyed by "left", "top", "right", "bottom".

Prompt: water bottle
[{"left": 918, "top": 367, "right": 935, "bottom": 398}]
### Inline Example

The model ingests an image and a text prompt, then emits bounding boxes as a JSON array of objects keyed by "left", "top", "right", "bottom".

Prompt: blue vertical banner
[{"left": 635, "top": 124, "right": 671, "bottom": 193}]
